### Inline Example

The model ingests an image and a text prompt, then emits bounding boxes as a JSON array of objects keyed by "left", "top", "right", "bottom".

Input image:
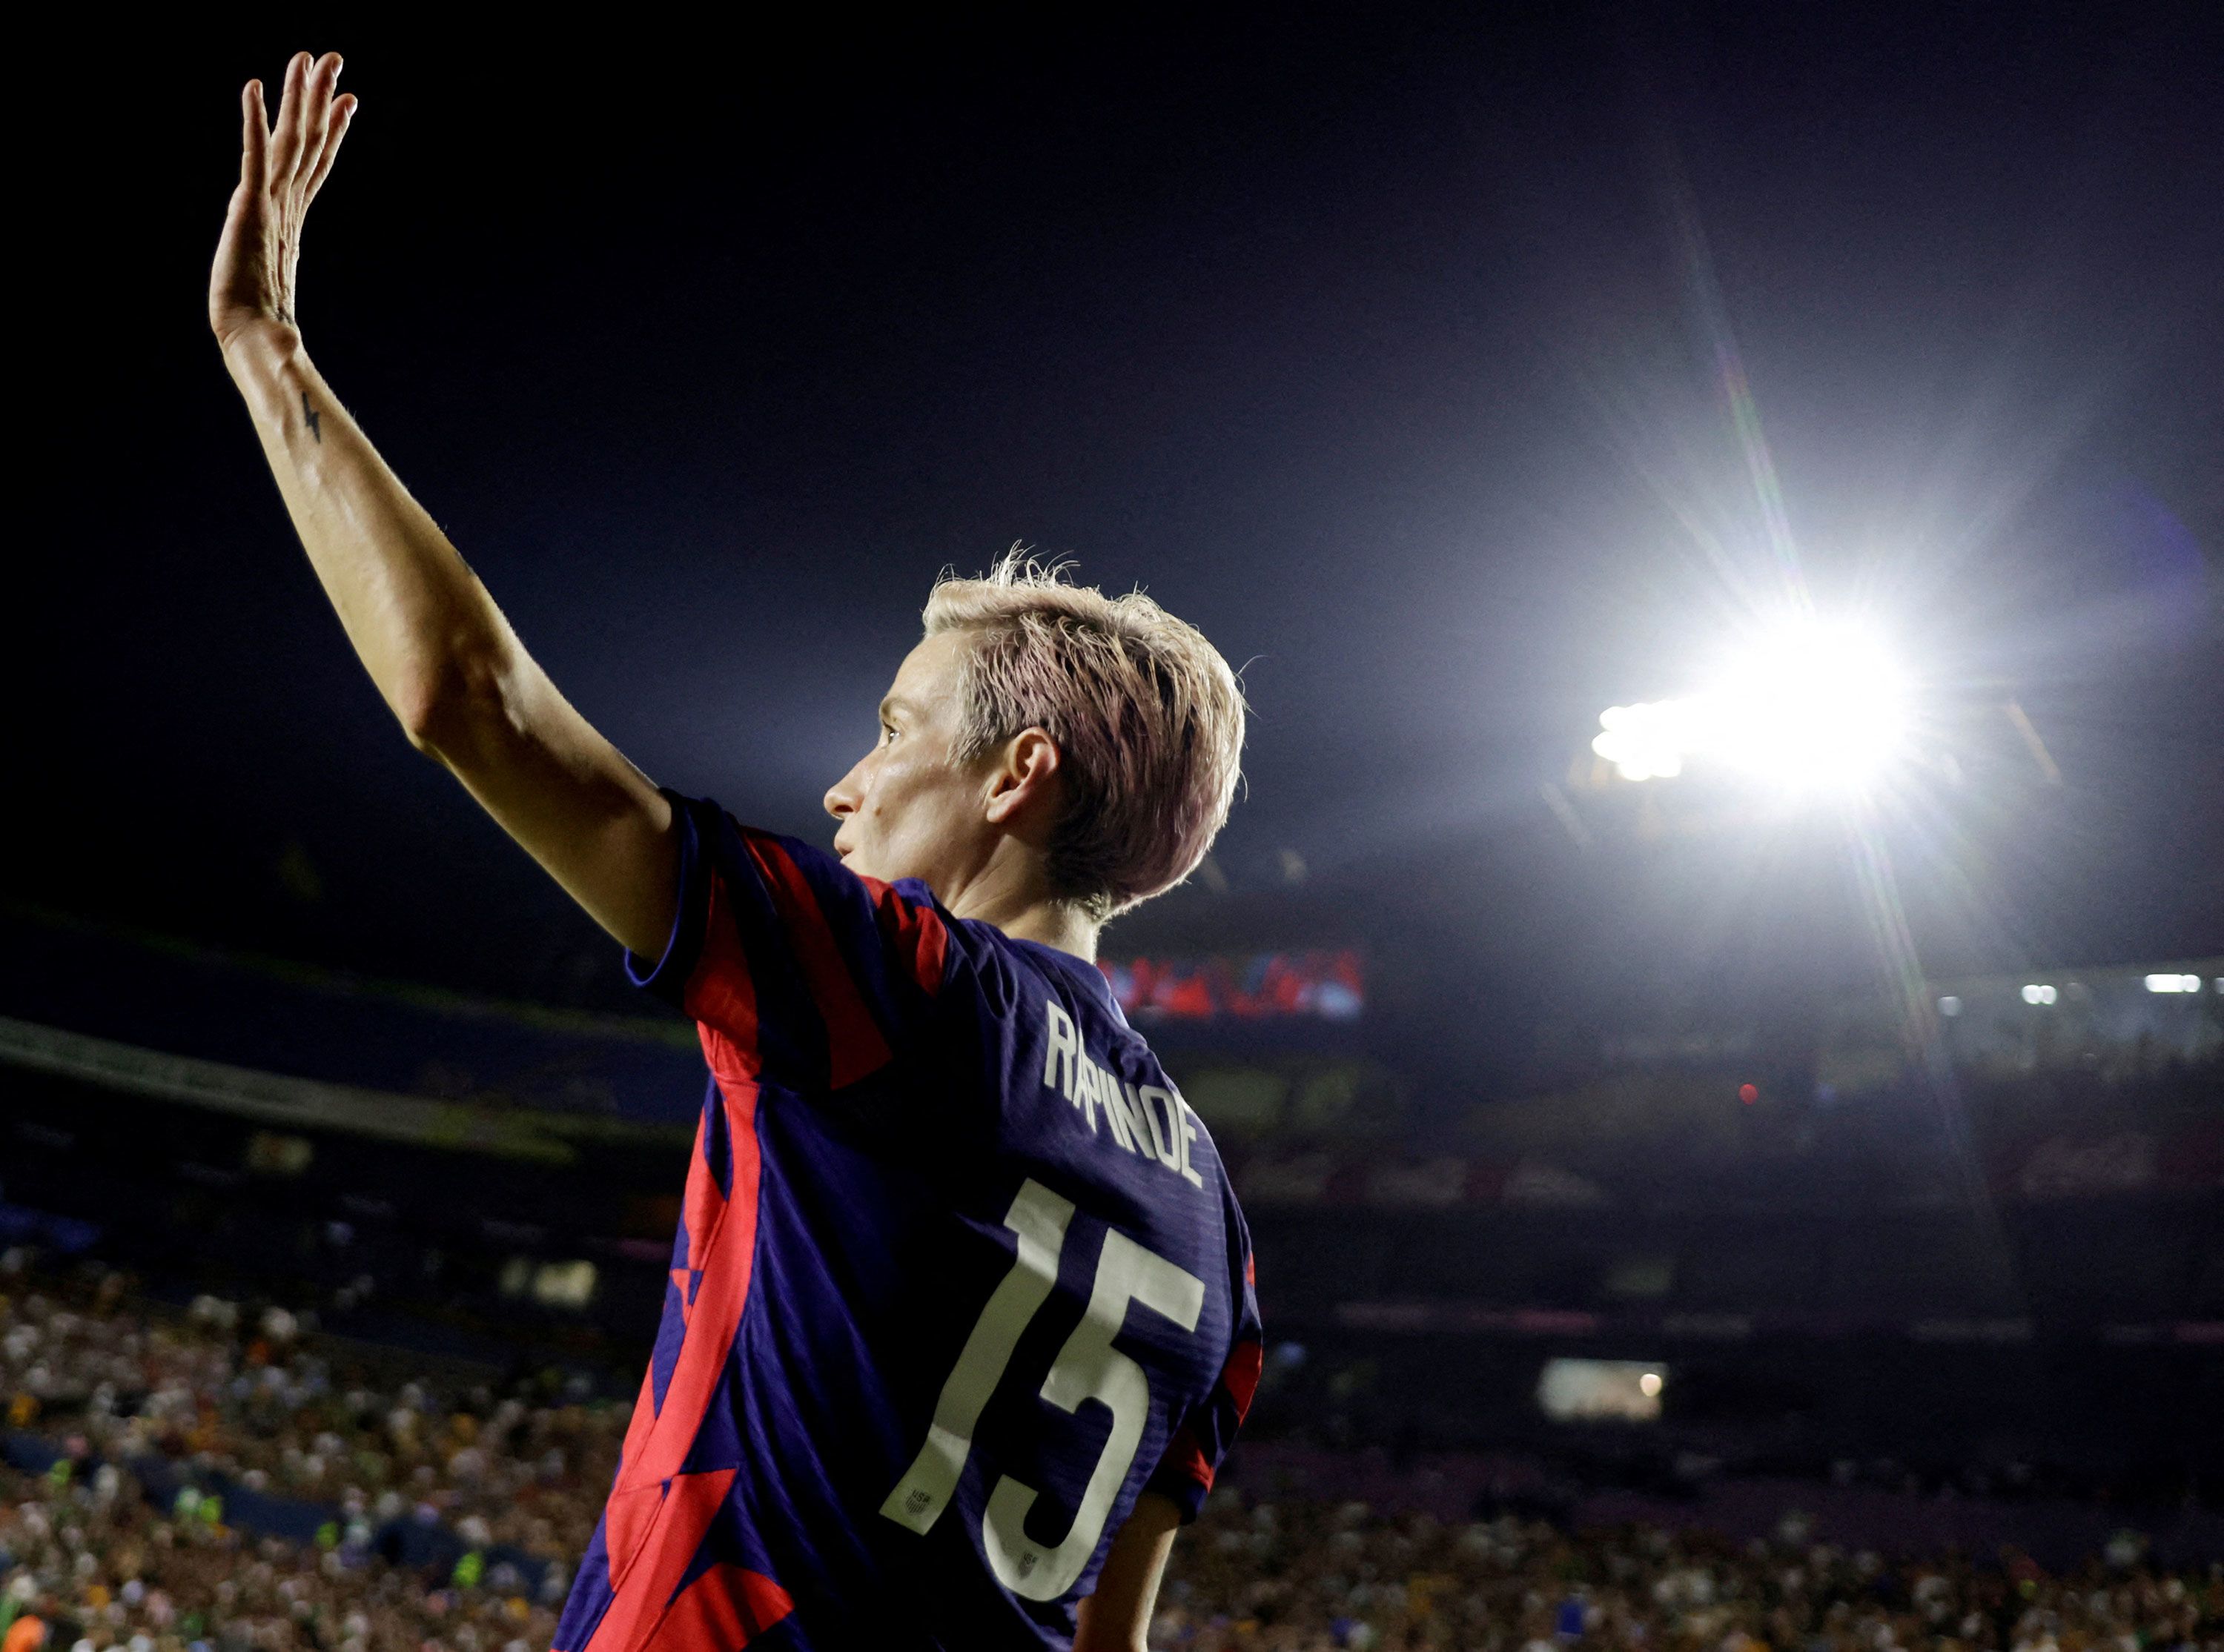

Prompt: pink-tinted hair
[{"left": 922, "top": 552, "right": 1246, "bottom": 920}]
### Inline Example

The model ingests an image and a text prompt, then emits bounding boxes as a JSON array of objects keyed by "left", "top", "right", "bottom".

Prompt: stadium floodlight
[
  {"left": 1591, "top": 699, "right": 1701, "bottom": 782},
  {"left": 1593, "top": 618, "right": 1911, "bottom": 792},
  {"left": 2144, "top": 973, "right": 2202, "bottom": 993},
  {"left": 1705, "top": 620, "right": 1911, "bottom": 789}
]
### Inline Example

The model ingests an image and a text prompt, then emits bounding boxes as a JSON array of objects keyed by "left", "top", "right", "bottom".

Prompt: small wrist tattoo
[{"left": 301, "top": 391, "right": 322, "bottom": 444}]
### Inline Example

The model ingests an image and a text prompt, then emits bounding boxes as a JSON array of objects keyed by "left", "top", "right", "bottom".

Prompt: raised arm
[{"left": 211, "top": 50, "right": 678, "bottom": 961}]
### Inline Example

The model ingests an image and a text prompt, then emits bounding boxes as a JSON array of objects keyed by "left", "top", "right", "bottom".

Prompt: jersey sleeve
[
  {"left": 1144, "top": 1241, "right": 1263, "bottom": 1524},
  {"left": 624, "top": 787, "right": 955, "bottom": 1092}
]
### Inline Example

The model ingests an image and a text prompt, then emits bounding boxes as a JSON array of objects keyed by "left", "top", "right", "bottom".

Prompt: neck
[
  {"left": 985, "top": 899, "right": 1100, "bottom": 961},
  {"left": 943, "top": 844, "right": 1100, "bottom": 961}
]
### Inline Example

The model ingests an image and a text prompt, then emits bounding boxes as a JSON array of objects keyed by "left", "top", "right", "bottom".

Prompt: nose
[{"left": 824, "top": 763, "right": 862, "bottom": 823}]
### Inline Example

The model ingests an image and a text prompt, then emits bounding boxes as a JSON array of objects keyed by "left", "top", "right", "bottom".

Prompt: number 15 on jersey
[{"left": 879, "top": 1178, "right": 1205, "bottom": 1600}]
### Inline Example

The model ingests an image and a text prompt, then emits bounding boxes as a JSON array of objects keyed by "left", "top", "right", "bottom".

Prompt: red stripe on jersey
[
  {"left": 859, "top": 872, "right": 951, "bottom": 998},
  {"left": 1163, "top": 1423, "right": 1215, "bottom": 1492},
  {"left": 1220, "top": 1338, "right": 1264, "bottom": 1422},
  {"left": 615, "top": 1364, "right": 660, "bottom": 1510},
  {"left": 677, "top": 1115, "right": 729, "bottom": 1311},
  {"left": 751, "top": 838, "right": 893, "bottom": 1088},
  {"left": 618, "top": 1063, "right": 763, "bottom": 1489},
  {"left": 681, "top": 875, "right": 761, "bottom": 1067},
  {"left": 647, "top": 1563, "right": 795, "bottom": 1651},
  {"left": 580, "top": 1469, "right": 738, "bottom": 1652},
  {"left": 614, "top": 1058, "right": 752, "bottom": 1481},
  {"left": 596, "top": 1481, "right": 663, "bottom": 1612}
]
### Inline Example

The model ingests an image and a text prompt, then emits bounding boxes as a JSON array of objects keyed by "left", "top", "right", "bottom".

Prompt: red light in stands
[{"left": 1738, "top": 1083, "right": 1759, "bottom": 1105}]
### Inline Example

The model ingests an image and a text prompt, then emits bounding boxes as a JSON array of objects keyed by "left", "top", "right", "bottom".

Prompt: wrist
[{"left": 218, "top": 315, "right": 307, "bottom": 379}]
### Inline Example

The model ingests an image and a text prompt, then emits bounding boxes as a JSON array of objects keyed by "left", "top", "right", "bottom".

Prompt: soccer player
[{"left": 209, "top": 51, "right": 1264, "bottom": 1652}]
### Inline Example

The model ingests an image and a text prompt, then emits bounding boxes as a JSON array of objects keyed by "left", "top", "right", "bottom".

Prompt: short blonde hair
[{"left": 923, "top": 552, "right": 1245, "bottom": 921}]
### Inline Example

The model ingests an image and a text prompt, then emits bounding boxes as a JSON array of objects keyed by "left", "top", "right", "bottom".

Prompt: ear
[{"left": 983, "top": 728, "right": 1064, "bottom": 834}]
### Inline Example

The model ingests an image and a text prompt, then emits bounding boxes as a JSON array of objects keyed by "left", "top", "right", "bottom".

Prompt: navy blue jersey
[{"left": 552, "top": 789, "right": 1262, "bottom": 1652}]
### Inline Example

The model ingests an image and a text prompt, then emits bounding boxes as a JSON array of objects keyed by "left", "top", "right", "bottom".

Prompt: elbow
[
  {"left": 396, "top": 648, "right": 509, "bottom": 759},
  {"left": 396, "top": 682, "right": 449, "bottom": 756}
]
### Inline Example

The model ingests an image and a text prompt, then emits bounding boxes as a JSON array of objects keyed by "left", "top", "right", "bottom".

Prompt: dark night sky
[{"left": 18, "top": 7, "right": 2223, "bottom": 1078}]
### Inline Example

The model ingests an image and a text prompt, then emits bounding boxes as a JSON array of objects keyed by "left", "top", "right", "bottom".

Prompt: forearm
[
  {"left": 204, "top": 51, "right": 679, "bottom": 959},
  {"left": 222, "top": 317, "right": 512, "bottom": 738}
]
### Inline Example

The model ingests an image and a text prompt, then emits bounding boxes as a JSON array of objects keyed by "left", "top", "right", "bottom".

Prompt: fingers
[
  {"left": 267, "top": 50, "right": 344, "bottom": 197},
  {"left": 268, "top": 50, "right": 314, "bottom": 187},
  {"left": 297, "top": 53, "right": 342, "bottom": 185},
  {"left": 303, "top": 93, "right": 358, "bottom": 208},
  {"left": 240, "top": 79, "right": 268, "bottom": 193}
]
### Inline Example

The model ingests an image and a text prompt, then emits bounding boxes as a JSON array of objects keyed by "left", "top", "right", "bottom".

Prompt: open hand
[{"left": 210, "top": 50, "right": 357, "bottom": 351}]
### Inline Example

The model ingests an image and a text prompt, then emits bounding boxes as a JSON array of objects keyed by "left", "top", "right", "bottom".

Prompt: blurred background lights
[
  {"left": 2021, "top": 983, "right": 2058, "bottom": 1005},
  {"left": 1593, "top": 620, "right": 1911, "bottom": 790},
  {"left": 1537, "top": 1359, "right": 1667, "bottom": 1423},
  {"left": 1592, "top": 700, "right": 1699, "bottom": 783},
  {"left": 1938, "top": 995, "right": 1962, "bottom": 1017},
  {"left": 2144, "top": 973, "right": 2202, "bottom": 993}
]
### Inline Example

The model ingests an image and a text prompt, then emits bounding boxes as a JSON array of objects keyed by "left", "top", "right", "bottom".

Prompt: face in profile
[{"left": 824, "top": 629, "right": 1001, "bottom": 895}]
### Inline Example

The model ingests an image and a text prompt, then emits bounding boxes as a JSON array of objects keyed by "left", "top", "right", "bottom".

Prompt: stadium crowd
[
  {"left": 2, "top": 1260, "right": 2218, "bottom": 1652},
  {"left": 1155, "top": 1495, "right": 2221, "bottom": 1652},
  {"left": 1, "top": 1258, "right": 617, "bottom": 1652}
]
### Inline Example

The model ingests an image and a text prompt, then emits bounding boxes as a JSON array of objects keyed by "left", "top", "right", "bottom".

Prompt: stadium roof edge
[
  {"left": 0, "top": 1012, "right": 589, "bottom": 1164},
  {"left": 0, "top": 896, "right": 698, "bottom": 1049}
]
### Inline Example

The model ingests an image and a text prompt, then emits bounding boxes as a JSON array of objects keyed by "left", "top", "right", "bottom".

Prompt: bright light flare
[
  {"left": 1711, "top": 623, "right": 1911, "bottom": 788},
  {"left": 1591, "top": 699, "right": 1701, "bottom": 783},
  {"left": 1593, "top": 620, "right": 1912, "bottom": 792}
]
